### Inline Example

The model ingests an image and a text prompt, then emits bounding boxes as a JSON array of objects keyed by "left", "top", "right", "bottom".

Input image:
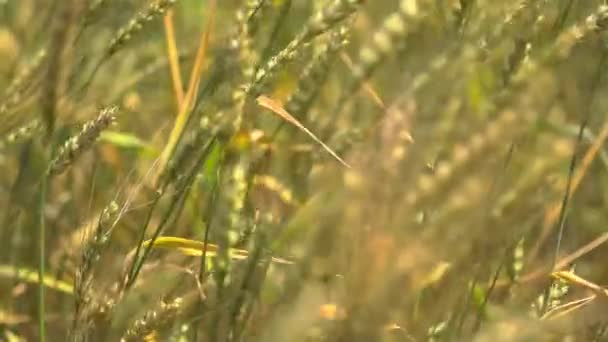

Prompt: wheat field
[{"left": 1, "top": 0, "right": 608, "bottom": 341}]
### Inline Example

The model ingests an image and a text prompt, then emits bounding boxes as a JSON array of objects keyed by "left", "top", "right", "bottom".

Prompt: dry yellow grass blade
[
  {"left": 163, "top": 9, "right": 185, "bottom": 109},
  {"left": 142, "top": 236, "right": 293, "bottom": 264},
  {"left": 506, "top": 230, "right": 608, "bottom": 288},
  {"left": 0, "top": 265, "right": 73, "bottom": 295},
  {"left": 545, "top": 121, "right": 608, "bottom": 226},
  {"left": 182, "top": 0, "right": 216, "bottom": 106},
  {"left": 156, "top": 0, "right": 217, "bottom": 183},
  {"left": 554, "top": 231, "right": 608, "bottom": 270},
  {"left": 541, "top": 295, "right": 596, "bottom": 320},
  {"left": 552, "top": 270, "right": 608, "bottom": 297},
  {"left": 256, "top": 95, "right": 351, "bottom": 168}
]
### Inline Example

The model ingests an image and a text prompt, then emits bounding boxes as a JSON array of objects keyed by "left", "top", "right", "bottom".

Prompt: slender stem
[
  {"left": 199, "top": 175, "right": 220, "bottom": 282},
  {"left": 38, "top": 171, "right": 48, "bottom": 342},
  {"left": 163, "top": 10, "right": 185, "bottom": 109}
]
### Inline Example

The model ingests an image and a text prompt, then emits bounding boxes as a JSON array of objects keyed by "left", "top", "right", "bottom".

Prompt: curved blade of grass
[
  {"left": 163, "top": 9, "right": 185, "bottom": 109},
  {"left": 156, "top": 0, "right": 217, "bottom": 183},
  {"left": 0, "top": 265, "right": 73, "bottom": 295},
  {"left": 256, "top": 94, "right": 351, "bottom": 168},
  {"left": 142, "top": 236, "right": 293, "bottom": 264}
]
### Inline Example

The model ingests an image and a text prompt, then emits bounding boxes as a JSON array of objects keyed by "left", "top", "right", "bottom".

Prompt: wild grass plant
[{"left": 1, "top": 0, "right": 608, "bottom": 340}]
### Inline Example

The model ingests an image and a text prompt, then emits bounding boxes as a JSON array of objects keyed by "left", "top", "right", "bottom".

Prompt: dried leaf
[{"left": 256, "top": 94, "right": 351, "bottom": 168}]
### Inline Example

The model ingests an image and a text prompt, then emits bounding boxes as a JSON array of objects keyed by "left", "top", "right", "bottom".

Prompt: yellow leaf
[
  {"left": 0, "top": 265, "right": 73, "bottom": 295},
  {"left": 142, "top": 236, "right": 293, "bottom": 264}
]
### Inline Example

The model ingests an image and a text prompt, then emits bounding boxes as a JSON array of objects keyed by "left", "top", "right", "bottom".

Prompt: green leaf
[{"left": 99, "top": 131, "right": 157, "bottom": 156}]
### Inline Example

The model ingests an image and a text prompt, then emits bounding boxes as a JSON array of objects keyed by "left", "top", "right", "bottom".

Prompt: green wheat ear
[
  {"left": 48, "top": 106, "right": 118, "bottom": 176},
  {"left": 245, "top": 0, "right": 364, "bottom": 97},
  {"left": 335, "top": 0, "right": 427, "bottom": 112},
  {"left": 105, "top": 0, "right": 178, "bottom": 58},
  {"left": 0, "top": 119, "right": 43, "bottom": 150},
  {"left": 286, "top": 26, "right": 350, "bottom": 119}
]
